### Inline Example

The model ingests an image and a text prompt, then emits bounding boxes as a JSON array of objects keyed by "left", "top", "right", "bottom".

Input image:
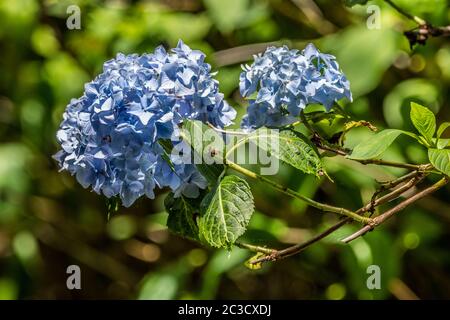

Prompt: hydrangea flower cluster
[
  {"left": 240, "top": 43, "right": 352, "bottom": 130},
  {"left": 54, "top": 40, "right": 236, "bottom": 207}
]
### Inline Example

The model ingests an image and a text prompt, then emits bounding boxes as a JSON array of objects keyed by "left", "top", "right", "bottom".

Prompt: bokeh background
[{"left": 0, "top": 0, "right": 449, "bottom": 299}]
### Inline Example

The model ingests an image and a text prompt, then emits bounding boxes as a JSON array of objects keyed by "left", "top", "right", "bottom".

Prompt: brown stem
[
  {"left": 245, "top": 171, "right": 429, "bottom": 264},
  {"left": 378, "top": 170, "right": 422, "bottom": 189},
  {"left": 342, "top": 177, "right": 449, "bottom": 243},
  {"left": 365, "top": 173, "right": 427, "bottom": 214},
  {"left": 250, "top": 219, "right": 348, "bottom": 264},
  {"left": 355, "top": 159, "right": 425, "bottom": 170}
]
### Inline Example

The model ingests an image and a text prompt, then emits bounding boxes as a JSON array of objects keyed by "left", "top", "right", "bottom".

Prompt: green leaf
[
  {"left": 181, "top": 120, "right": 225, "bottom": 185},
  {"left": 437, "top": 122, "right": 450, "bottom": 139},
  {"left": 345, "top": 0, "right": 370, "bottom": 7},
  {"left": 165, "top": 193, "right": 200, "bottom": 241},
  {"left": 349, "top": 129, "right": 404, "bottom": 160},
  {"left": 437, "top": 139, "right": 450, "bottom": 149},
  {"left": 198, "top": 175, "right": 254, "bottom": 248},
  {"left": 428, "top": 148, "right": 450, "bottom": 176},
  {"left": 196, "top": 163, "right": 225, "bottom": 186},
  {"left": 240, "top": 129, "right": 323, "bottom": 177},
  {"left": 410, "top": 102, "right": 436, "bottom": 144}
]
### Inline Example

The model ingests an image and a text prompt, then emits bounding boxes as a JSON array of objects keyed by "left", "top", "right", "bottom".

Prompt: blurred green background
[{"left": 0, "top": 0, "right": 449, "bottom": 299}]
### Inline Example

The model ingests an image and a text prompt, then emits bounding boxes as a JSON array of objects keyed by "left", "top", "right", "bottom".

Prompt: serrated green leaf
[
  {"left": 437, "top": 122, "right": 450, "bottom": 139},
  {"left": 198, "top": 175, "right": 254, "bottom": 248},
  {"left": 349, "top": 129, "right": 404, "bottom": 160},
  {"left": 410, "top": 102, "right": 436, "bottom": 144},
  {"left": 165, "top": 193, "right": 200, "bottom": 241},
  {"left": 237, "top": 129, "right": 323, "bottom": 177},
  {"left": 428, "top": 149, "right": 450, "bottom": 176},
  {"left": 345, "top": 0, "right": 370, "bottom": 7}
]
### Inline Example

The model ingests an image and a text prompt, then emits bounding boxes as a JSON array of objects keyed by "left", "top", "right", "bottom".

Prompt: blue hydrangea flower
[
  {"left": 240, "top": 43, "right": 352, "bottom": 130},
  {"left": 54, "top": 40, "right": 235, "bottom": 207}
]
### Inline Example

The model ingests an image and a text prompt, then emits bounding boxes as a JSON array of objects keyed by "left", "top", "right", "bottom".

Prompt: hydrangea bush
[{"left": 55, "top": 40, "right": 450, "bottom": 266}]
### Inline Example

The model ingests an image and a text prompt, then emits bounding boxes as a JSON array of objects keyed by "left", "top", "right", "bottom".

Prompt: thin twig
[
  {"left": 250, "top": 219, "right": 348, "bottom": 264},
  {"left": 342, "top": 177, "right": 449, "bottom": 243},
  {"left": 318, "top": 144, "right": 347, "bottom": 156},
  {"left": 301, "top": 111, "right": 430, "bottom": 171},
  {"left": 355, "top": 159, "right": 425, "bottom": 170},
  {"left": 235, "top": 242, "right": 277, "bottom": 255},
  {"left": 245, "top": 170, "right": 430, "bottom": 264},
  {"left": 366, "top": 174, "right": 426, "bottom": 215},
  {"left": 315, "top": 137, "right": 429, "bottom": 170},
  {"left": 377, "top": 170, "right": 422, "bottom": 188}
]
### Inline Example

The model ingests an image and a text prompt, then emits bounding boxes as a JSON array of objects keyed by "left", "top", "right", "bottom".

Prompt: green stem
[
  {"left": 356, "top": 159, "right": 426, "bottom": 170},
  {"left": 226, "top": 160, "right": 371, "bottom": 224},
  {"left": 300, "top": 109, "right": 319, "bottom": 135},
  {"left": 235, "top": 242, "right": 276, "bottom": 255}
]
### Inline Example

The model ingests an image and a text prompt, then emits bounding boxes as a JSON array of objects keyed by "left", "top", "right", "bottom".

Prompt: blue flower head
[
  {"left": 240, "top": 43, "right": 352, "bottom": 130},
  {"left": 54, "top": 40, "right": 235, "bottom": 207}
]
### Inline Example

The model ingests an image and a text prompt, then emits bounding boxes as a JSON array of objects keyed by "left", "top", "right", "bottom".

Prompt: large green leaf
[
  {"left": 198, "top": 175, "right": 254, "bottom": 248},
  {"left": 234, "top": 129, "right": 323, "bottom": 177},
  {"left": 428, "top": 149, "right": 450, "bottom": 176},
  {"left": 165, "top": 193, "right": 200, "bottom": 241},
  {"left": 410, "top": 102, "right": 436, "bottom": 144},
  {"left": 348, "top": 129, "right": 404, "bottom": 160}
]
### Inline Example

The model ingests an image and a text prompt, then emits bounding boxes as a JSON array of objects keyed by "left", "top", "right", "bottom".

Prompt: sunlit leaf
[
  {"left": 428, "top": 148, "right": 450, "bottom": 176},
  {"left": 198, "top": 175, "right": 254, "bottom": 248},
  {"left": 349, "top": 129, "right": 402, "bottom": 160},
  {"left": 410, "top": 102, "right": 436, "bottom": 144},
  {"left": 238, "top": 129, "right": 323, "bottom": 177},
  {"left": 349, "top": 129, "right": 411, "bottom": 160}
]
